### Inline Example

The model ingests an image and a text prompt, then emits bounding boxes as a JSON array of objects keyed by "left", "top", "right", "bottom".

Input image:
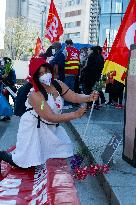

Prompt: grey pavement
[
  {"left": 0, "top": 120, "right": 9, "bottom": 140},
  {"left": 67, "top": 105, "right": 136, "bottom": 205},
  {"left": 64, "top": 123, "right": 109, "bottom": 205},
  {"left": 0, "top": 115, "right": 19, "bottom": 150}
]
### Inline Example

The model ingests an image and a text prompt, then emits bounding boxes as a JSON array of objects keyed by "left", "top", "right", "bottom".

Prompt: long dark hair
[{"left": 33, "top": 63, "right": 53, "bottom": 100}]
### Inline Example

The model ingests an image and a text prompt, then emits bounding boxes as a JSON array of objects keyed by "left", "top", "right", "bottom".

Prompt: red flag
[
  {"left": 102, "top": 38, "right": 108, "bottom": 61},
  {"left": 45, "top": 0, "right": 63, "bottom": 43},
  {"left": 34, "top": 37, "right": 42, "bottom": 57},
  {"left": 102, "top": 0, "right": 136, "bottom": 84}
]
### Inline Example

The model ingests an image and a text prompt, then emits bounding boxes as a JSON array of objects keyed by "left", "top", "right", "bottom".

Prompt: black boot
[
  {"left": 0, "top": 151, "right": 18, "bottom": 169},
  {"left": 0, "top": 117, "right": 11, "bottom": 121}
]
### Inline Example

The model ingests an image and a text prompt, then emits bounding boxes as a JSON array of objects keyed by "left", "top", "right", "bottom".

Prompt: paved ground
[
  {"left": 68, "top": 104, "right": 136, "bottom": 205},
  {"left": 64, "top": 123, "right": 109, "bottom": 205},
  {"left": 0, "top": 120, "right": 10, "bottom": 140}
]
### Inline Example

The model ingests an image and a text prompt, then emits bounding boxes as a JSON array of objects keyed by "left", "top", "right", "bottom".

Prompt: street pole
[{"left": 41, "top": 1, "right": 47, "bottom": 45}]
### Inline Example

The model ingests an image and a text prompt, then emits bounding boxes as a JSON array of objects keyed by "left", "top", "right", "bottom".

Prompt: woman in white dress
[{"left": 0, "top": 57, "right": 98, "bottom": 169}]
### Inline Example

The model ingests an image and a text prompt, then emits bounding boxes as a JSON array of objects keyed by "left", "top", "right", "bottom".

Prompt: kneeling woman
[{"left": 0, "top": 57, "right": 98, "bottom": 169}]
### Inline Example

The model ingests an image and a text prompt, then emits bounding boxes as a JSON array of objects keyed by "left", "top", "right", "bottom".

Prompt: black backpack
[{"left": 14, "top": 80, "right": 62, "bottom": 117}]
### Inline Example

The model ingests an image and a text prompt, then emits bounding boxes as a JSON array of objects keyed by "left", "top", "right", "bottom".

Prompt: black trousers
[
  {"left": 112, "top": 91, "right": 124, "bottom": 105},
  {"left": 95, "top": 90, "right": 106, "bottom": 105}
]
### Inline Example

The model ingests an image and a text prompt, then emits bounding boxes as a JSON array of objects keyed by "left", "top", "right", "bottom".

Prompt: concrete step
[{"left": 67, "top": 112, "right": 136, "bottom": 205}]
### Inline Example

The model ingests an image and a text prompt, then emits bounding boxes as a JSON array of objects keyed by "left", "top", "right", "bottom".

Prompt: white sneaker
[{"left": 63, "top": 105, "right": 70, "bottom": 110}]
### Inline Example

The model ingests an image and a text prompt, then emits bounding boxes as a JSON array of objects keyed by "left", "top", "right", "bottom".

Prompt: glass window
[
  {"left": 99, "top": 0, "right": 111, "bottom": 13},
  {"left": 109, "top": 14, "right": 122, "bottom": 46},
  {"left": 99, "top": 15, "right": 110, "bottom": 46},
  {"left": 65, "top": 0, "right": 82, "bottom": 7},
  {"left": 65, "top": 10, "right": 81, "bottom": 17},
  {"left": 122, "top": 0, "right": 129, "bottom": 13},
  {"left": 76, "top": 0, "right": 82, "bottom": 4},
  {"left": 64, "top": 21, "right": 81, "bottom": 28},
  {"left": 112, "top": 0, "right": 122, "bottom": 13},
  {"left": 66, "top": 32, "right": 80, "bottom": 38}
]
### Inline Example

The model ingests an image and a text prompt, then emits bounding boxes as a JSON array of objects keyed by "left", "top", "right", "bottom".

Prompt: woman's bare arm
[
  {"left": 57, "top": 80, "right": 98, "bottom": 104},
  {"left": 28, "top": 92, "right": 86, "bottom": 123}
]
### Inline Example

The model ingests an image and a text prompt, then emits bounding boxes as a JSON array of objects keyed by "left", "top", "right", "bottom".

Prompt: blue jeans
[{"left": 64, "top": 75, "right": 75, "bottom": 106}]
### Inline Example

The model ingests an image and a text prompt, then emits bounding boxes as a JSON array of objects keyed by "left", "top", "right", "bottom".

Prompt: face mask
[
  {"left": 39, "top": 73, "right": 52, "bottom": 86},
  {"left": 87, "top": 49, "right": 93, "bottom": 55}
]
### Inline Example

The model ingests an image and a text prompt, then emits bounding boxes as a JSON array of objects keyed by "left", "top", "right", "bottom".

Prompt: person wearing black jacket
[{"left": 82, "top": 46, "right": 104, "bottom": 108}]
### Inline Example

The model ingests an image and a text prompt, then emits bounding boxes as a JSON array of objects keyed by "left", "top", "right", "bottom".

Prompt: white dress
[{"left": 12, "top": 90, "right": 73, "bottom": 168}]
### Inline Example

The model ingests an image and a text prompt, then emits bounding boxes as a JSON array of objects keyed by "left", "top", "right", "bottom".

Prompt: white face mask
[{"left": 39, "top": 73, "right": 52, "bottom": 86}]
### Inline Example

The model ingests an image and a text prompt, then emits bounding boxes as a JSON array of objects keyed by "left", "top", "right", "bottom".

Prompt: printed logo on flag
[
  {"left": 46, "top": 15, "right": 59, "bottom": 42},
  {"left": 125, "top": 22, "right": 136, "bottom": 49},
  {"left": 45, "top": 0, "right": 63, "bottom": 43}
]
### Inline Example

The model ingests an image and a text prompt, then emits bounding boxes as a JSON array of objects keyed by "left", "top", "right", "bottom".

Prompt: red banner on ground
[{"left": 0, "top": 148, "right": 79, "bottom": 204}]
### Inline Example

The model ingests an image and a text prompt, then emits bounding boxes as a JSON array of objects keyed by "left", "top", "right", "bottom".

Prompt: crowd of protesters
[
  {"left": 0, "top": 39, "right": 125, "bottom": 125},
  {"left": 43, "top": 39, "right": 125, "bottom": 110}
]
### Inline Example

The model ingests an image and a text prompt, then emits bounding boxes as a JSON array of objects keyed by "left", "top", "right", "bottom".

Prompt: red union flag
[
  {"left": 102, "top": 38, "right": 108, "bottom": 60},
  {"left": 45, "top": 0, "right": 63, "bottom": 43},
  {"left": 102, "top": 0, "right": 136, "bottom": 84}
]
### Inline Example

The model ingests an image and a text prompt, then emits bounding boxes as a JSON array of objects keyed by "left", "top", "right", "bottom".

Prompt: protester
[
  {"left": 0, "top": 57, "right": 17, "bottom": 121},
  {"left": 94, "top": 46, "right": 106, "bottom": 107},
  {"left": 79, "top": 47, "right": 88, "bottom": 70},
  {"left": 0, "top": 59, "right": 4, "bottom": 93},
  {"left": 105, "top": 71, "right": 118, "bottom": 106},
  {"left": 82, "top": 46, "right": 104, "bottom": 108},
  {"left": 106, "top": 77, "right": 124, "bottom": 109},
  {"left": 50, "top": 42, "right": 65, "bottom": 82},
  {"left": 63, "top": 39, "right": 80, "bottom": 109},
  {"left": 0, "top": 57, "right": 98, "bottom": 170}
]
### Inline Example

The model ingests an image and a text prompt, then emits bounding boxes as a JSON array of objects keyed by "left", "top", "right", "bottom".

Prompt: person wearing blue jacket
[{"left": 50, "top": 42, "right": 65, "bottom": 82}]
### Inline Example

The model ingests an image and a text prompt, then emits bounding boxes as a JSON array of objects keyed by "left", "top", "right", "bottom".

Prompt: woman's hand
[
  {"left": 89, "top": 91, "right": 99, "bottom": 102},
  {"left": 74, "top": 106, "right": 87, "bottom": 119}
]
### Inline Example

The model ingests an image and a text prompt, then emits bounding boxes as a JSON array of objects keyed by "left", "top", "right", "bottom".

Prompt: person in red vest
[{"left": 63, "top": 39, "right": 80, "bottom": 109}]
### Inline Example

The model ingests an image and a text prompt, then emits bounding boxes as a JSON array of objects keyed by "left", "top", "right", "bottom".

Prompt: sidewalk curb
[{"left": 66, "top": 121, "right": 120, "bottom": 205}]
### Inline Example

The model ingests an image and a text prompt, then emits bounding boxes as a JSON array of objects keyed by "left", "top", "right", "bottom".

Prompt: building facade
[
  {"left": 98, "top": 0, "right": 130, "bottom": 47},
  {"left": 6, "top": 0, "right": 22, "bottom": 18},
  {"left": 89, "top": 0, "right": 99, "bottom": 45},
  {"left": 61, "top": 0, "right": 90, "bottom": 43}
]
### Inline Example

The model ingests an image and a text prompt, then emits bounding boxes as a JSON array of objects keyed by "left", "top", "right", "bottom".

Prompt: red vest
[{"left": 65, "top": 47, "right": 80, "bottom": 75}]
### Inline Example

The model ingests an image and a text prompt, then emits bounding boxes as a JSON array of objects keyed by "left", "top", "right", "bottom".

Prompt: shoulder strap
[
  {"left": 52, "top": 80, "right": 62, "bottom": 95},
  {"left": 40, "top": 89, "right": 48, "bottom": 101}
]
